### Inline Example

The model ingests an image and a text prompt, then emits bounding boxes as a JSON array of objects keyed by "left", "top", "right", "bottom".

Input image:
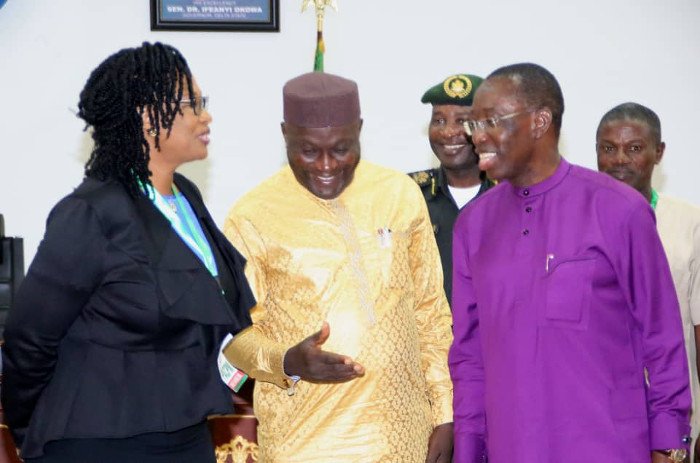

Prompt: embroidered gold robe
[{"left": 223, "top": 161, "right": 453, "bottom": 462}]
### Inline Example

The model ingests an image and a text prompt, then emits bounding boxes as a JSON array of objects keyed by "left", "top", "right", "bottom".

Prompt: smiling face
[
  {"left": 283, "top": 120, "right": 362, "bottom": 199},
  {"left": 147, "top": 77, "right": 212, "bottom": 172},
  {"left": 596, "top": 119, "right": 664, "bottom": 195},
  {"left": 469, "top": 77, "right": 539, "bottom": 186},
  {"left": 428, "top": 104, "right": 478, "bottom": 172}
]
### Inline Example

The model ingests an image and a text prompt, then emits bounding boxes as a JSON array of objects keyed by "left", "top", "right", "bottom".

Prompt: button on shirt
[{"left": 449, "top": 158, "right": 691, "bottom": 463}]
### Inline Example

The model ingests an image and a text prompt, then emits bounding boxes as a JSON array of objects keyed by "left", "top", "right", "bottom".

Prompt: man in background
[
  {"left": 222, "top": 72, "right": 454, "bottom": 463},
  {"left": 409, "top": 73, "right": 492, "bottom": 305},
  {"left": 597, "top": 101, "right": 700, "bottom": 460}
]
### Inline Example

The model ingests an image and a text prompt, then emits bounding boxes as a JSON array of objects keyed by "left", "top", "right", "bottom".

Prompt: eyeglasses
[
  {"left": 463, "top": 110, "right": 533, "bottom": 136},
  {"left": 178, "top": 96, "right": 209, "bottom": 115}
]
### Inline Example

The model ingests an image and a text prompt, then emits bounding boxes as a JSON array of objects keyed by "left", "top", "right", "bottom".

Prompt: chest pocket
[
  {"left": 362, "top": 229, "right": 412, "bottom": 292},
  {"left": 540, "top": 253, "right": 596, "bottom": 331}
]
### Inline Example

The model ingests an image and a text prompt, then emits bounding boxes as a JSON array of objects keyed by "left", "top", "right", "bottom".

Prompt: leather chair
[
  {"left": 0, "top": 214, "right": 25, "bottom": 338},
  {"left": 0, "top": 214, "right": 25, "bottom": 462}
]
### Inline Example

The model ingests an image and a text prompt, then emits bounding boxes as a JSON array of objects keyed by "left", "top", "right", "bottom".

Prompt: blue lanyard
[{"left": 144, "top": 182, "right": 218, "bottom": 277}]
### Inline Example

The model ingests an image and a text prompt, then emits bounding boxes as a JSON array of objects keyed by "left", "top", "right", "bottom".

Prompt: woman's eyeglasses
[{"left": 179, "top": 96, "right": 209, "bottom": 115}]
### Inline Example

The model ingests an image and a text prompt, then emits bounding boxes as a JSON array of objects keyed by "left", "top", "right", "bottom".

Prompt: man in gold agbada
[{"left": 223, "top": 72, "right": 454, "bottom": 462}]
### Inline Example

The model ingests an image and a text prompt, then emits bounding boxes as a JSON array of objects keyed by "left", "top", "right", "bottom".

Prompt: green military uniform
[
  {"left": 409, "top": 168, "right": 492, "bottom": 305},
  {"left": 412, "top": 73, "right": 492, "bottom": 305}
]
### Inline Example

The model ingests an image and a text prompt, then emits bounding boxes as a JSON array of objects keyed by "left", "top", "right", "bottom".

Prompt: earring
[{"left": 147, "top": 128, "right": 157, "bottom": 137}]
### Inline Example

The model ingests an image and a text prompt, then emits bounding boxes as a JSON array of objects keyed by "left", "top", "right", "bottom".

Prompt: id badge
[{"left": 217, "top": 333, "right": 248, "bottom": 392}]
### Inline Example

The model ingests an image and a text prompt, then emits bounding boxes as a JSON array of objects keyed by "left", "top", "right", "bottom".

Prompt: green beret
[{"left": 421, "top": 74, "right": 483, "bottom": 106}]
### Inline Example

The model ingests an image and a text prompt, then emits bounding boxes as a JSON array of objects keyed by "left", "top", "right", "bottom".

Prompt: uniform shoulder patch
[{"left": 408, "top": 169, "right": 433, "bottom": 186}]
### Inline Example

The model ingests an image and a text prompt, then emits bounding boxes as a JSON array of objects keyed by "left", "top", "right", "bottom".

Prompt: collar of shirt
[{"left": 506, "top": 157, "right": 570, "bottom": 199}]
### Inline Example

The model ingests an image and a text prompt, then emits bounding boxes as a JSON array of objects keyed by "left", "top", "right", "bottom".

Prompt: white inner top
[{"left": 448, "top": 184, "right": 481, "bottom": 209}]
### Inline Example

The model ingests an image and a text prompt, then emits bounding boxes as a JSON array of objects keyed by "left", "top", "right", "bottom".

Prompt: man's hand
[
  {"left": 651, "top": 450, "right": 689, "bottom": 463},
  {"left": 283, "top": 322, "right": 365, "bottom": 382},
  {"left": 425, "top": 422, "right": 453, "bottom": 463}
]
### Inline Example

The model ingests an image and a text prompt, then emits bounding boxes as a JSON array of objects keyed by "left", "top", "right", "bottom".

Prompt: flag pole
[{"left": 302, "top": 0, "right": 338, "bottom": 72}]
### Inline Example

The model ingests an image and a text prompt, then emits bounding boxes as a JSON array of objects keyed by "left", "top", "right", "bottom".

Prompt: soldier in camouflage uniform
[{"left": 409, "top": 74, "right": 493, "bottom": 306}]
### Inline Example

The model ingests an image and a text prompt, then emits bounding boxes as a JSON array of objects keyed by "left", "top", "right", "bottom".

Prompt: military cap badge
[
  {"left": 443, "top": 75, "right": 473, "bottom": 99},
  {"left": 421, "top": 73, "right": 483, "bottom": 106}
]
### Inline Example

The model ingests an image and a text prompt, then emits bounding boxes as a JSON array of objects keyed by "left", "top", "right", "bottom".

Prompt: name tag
[{"left": 217, "top": 333, "right": 248, "bottom": 393}]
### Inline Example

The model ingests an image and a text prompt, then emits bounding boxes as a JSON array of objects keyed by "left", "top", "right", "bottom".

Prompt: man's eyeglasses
[
  {"left": 463, "top": 110, "right": 533, "bottom": 136},
  {"left": 179, "top": 96, "right": 209, "bottom": 115}
]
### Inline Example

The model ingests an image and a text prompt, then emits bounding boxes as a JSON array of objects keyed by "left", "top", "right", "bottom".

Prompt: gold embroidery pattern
[
  {"left": 330, "top": 199, "right": 376, "bottom": 325},
  {"left": 369, "top": 232, "right": 433, "bottom": 461},
  {"left": 262, "top": 246, "right": 323, "bottom": 339},
  {"left": 216, "top": 435, "right": 259, "bottom": 463}
]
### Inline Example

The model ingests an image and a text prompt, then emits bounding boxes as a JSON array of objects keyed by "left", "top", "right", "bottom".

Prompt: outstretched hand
[{"left": 283, "top": 322, "right": 365, "bottom": 382}]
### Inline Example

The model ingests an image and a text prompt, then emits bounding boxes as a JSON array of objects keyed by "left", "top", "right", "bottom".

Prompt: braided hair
[{"left": 78, "top": 42, "right": 195, "bottom": 197}]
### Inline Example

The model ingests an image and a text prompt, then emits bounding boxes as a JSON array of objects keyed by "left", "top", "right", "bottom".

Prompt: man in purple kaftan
[{"left": 449, "top": 63, "right": 691, "bottom": 463}]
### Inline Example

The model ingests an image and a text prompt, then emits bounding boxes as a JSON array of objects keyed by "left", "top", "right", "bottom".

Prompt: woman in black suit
[{"left": 1, "top": 42, "right": 254, "bottom": 463}]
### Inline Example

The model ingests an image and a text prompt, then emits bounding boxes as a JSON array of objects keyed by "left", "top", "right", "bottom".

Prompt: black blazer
[{"left": 1, "top": 174, "right": 254, "bottom": 459}]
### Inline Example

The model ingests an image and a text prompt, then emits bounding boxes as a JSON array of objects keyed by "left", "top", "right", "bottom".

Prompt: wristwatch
[
  {"left": 659, "top": 448, "right": 687, "bottom": 463},
  {"left": 284, "top": 374, "right": 301, "bottom": 396}
]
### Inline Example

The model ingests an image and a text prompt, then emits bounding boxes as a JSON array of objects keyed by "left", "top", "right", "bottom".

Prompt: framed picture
[{"left": 150, "top": 0, "right": 279, "bottom": 32}]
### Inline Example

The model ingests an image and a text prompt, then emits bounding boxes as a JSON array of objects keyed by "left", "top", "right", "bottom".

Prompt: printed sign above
[{"left": 150, "top": 0, "right": 279, "bottom": 32}]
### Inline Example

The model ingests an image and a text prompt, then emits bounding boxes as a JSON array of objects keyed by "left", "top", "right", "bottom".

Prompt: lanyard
[
  {"left": 650, "top": 188, "right": 659, "bottom": 210},
  {"left": 144, "top": 182, "right": 218, "bottom": 277}
]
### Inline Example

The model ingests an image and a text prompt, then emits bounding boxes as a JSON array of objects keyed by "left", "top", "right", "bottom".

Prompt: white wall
[{"left": 1, "top": 0, "right": 699, "bottom": 264}]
